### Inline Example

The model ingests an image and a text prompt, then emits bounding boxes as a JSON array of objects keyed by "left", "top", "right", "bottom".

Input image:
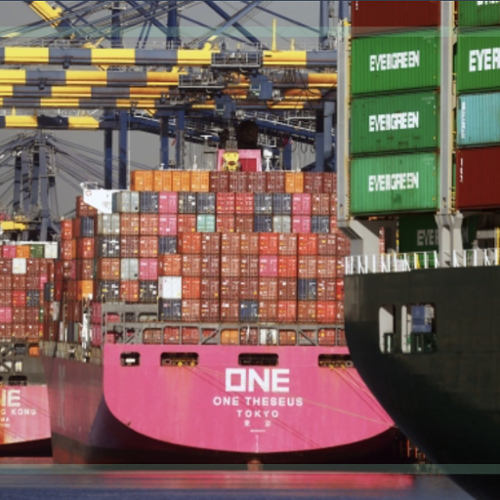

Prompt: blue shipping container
[{"left": 457, "top": 93, "right": 500, "bottom": 146}]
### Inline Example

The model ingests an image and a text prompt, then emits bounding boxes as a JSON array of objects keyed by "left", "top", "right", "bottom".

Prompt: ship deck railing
[{"left": 345, "top": 248, "right": 500, "bottom": 275}]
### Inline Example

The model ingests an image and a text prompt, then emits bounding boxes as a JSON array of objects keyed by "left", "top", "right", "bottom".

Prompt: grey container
[
  {"left": 254, "top": 194, "right": 273, "bottom": 215},
  {"left": 273, "top": 216, "right": 291, "bottom": 233},
  {"left": 96, "top": 214, "right": 121, "bottom": 236},
  {"left": 160, "top": 299, "right": 182, "bottom": 321},
  {"left": 254, "top": 216, "right": 273, "bottom": 233},
  {"left": 159, "top": 236, "right": 177, "bottom": 255},
  {"left": 139, "top": 281, "right": 158, "bottom": 303},
  {"left": 311, "top": 216, "right": 331, "bottom": 234},
  {"left": 178, "top": 192, "right": 197, "bottom": 214},
  {"left": 97, "top": 236, "right": 120, "bottom": 258},
  {"left": 120, "top": 258, "right": 139, "bottom": 281},
  {"left": 240, "top": 300, "right": 259, "bottom": 322},
  {"left": 197, "top": 193, "right": 216, "bottom": 214},
  {"left": 273, "top": 194, "right": 292, "bottom": 215},
  {"left": 97, "top": 281, "right": 120, "bottom": 302},
  {"left": 80, "top": 217, "right": 95, "bottom": 237},
  {"left": 298, "top": 279, "right": 317, "bottom": 301},
  {"left": 113, "top": 191, "right": 140, "bottom": 213},
  {"left": 27, "top": 290, "right": 40, "bottom": 307},
  {"left": 139, "top": 192, "right": 159, "bottom": 214}
]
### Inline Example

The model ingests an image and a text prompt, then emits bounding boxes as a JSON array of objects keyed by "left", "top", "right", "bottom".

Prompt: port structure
[{"left": 0, "top": 0, "right": 342, "bottom": 218}]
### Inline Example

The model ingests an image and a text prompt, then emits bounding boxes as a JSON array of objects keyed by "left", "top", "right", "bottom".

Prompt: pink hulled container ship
[{"left": 40, "top": 165, "right": 399, "bottom": 465}]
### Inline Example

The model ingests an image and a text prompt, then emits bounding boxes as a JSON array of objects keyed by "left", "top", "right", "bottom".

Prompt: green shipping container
[
  {"left": 30, "top": 245, "right": 45, "bottom": 259},
  {"left": 399, "top": 215, "right": 477, "bottom": 252},
  {"left": 350, "top": 152, "right": 439, "bottom": 215},
  {"left": 351, "top": 91, "right": 439, "bottom": 155},
  {"left": 458, "top": 2, "right": 500, "bottom": 28},
  {"left": 351, "top": 30, "right": 440, "bottom": 95},
  {"left": 197, "top": 214, "right": 215, "bottom": 233},
  {"left": 457, "top": 28, "right": 500, "bottom": 93}
]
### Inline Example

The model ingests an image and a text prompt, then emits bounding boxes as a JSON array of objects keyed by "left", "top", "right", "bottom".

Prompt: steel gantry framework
[{"left": 0, "top": 1, "right": 343, "bottom": 238}]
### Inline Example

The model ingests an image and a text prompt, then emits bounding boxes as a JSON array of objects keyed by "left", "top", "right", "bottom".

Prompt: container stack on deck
[
  {"left": 53, "top": 170, "right": 353, "bottom": 347},
  {"left": 455, "top": 2, "right": 500, "bottom": 210},
  {"left": 350, "top": 1, "right": 442, "bottom": 250}
]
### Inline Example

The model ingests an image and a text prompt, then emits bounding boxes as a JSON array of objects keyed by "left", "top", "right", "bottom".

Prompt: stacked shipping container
[
  {"left": 455, "top": 3, "right": 500, "bottom": 209},
  {"left": 56, "top": 172, "right": 350, "bottom": 346},
  {"left": 350, "top": 2, "right": 441, "bottom": 217}
]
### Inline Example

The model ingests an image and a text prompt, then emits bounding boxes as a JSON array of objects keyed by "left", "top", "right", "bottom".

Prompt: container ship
[
  {"left": 38, "top": 161, "right": 404, "bottom": 465},
  {"left": 0, "top": 240, "right": 55, "bottom": 456},
  {"left": 340, "top": 2, "right": 500, "bottom": 499}
]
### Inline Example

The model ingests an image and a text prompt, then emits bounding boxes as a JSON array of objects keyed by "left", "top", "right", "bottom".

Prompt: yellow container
[
  {"left": 191, "top": 172, "right": 210, "bottom": 192},
  {"left": 162, "top": 171, "right": 172, "bottom": 192},
  {"left": 221, "top": 329, "right": 239, "bottom": 345},
  {"left": 153, "top": 171, "right": 164, "bottom": 192}
]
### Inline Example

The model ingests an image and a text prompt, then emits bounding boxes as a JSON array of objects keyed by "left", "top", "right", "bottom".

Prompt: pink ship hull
[
  {"left": 42, "top": 343, "right": 398, "bottom": 464},
  {"left": 0, "top": 385, "right": 51, "bottom": 454}
]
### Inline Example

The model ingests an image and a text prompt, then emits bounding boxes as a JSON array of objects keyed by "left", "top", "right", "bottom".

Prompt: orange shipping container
[
  {"left": 285, "top": 172, "right": 304, "bottom": 193},
  {"left": 177, "top": 215, "right": 197, "bottom": 233},
  {"left": 139, "top": 214, "right": 159, "bottom": 236},
  {"left": 190, "top": 171, "right": 210, "bottom": 192},
  {"left": 221, "top": 329, "right": 239, "bottom": 346},
  {"left": 61, "top": 220, "right": 73, "bottom": 240},
  {"left": 182, "top": 277, "right": 201, "bottom": 300},
  {"left": 179, "top": 233, "right": 202, "bottom": 254},
  {"left": 139, "top": 236, "right": 159, "bottom": 258},
  {"left": 120, "top": 281, "right": 139, "bottom": 303},
  {"left": 121, "top": 214, "right": 140, "bottom": 235},
  {"left": 172, "top": 171, "right": 191, "bottom": 192},
  {"left": 158, "top": 254, "right": 182, "bottom": 276},
  {"left": 97, "top": 258, "right": 121, "bottom": 280},
  {"left": 78, "top": 281, "right": 93, "bottom": 300},
  {"left": 162, "top": 171, "right": 173, "bottom": 191},
  {"left": 278, "top": 301, "right": 297, "bottom": 323},
  {"left": 15, "top": 246, "right": 30, "bottom": 259},
  {"left": 153, "top": 170, "right": 164, "bottom": 191}
]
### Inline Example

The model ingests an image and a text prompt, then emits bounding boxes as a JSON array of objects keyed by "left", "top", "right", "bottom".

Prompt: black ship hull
[{"left": 345, "top": 266, "right": 500, "bottom": 500}]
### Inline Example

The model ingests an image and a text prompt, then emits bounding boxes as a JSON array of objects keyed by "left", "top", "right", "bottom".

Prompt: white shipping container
[
  {"left": 158, "top": 277, "right": 182, "bottom": 299},
  {"left": 44, "top": 242, "right": 59, "bottom": 259},
  {"left": 121, "top": 258, "right": 139, "bottom": 281},
  {"left": 12, "top": 258, "right": 26, "bottom": 275},
  {"left": 273, "top": 216, "right": 291, "bottom": 233},
  {"left": 114, "top": 191, "right": 140, "bottom": 213},
  {"left": 97, "top": 214, "right": 121, "bottom": 235}
]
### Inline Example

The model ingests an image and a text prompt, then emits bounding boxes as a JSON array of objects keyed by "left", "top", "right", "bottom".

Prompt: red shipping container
[
  {"left": 248, "top": 172, "right": 267, "bottom": 193},
  {"left": 221, "top": 255, "right": 240, "bottom": 277},
  {"left": 72, "top": 218, "right": 81, "bottom": 238},
  {"left": 12, "top": 307, "right": 26, "bottom": 324},
  {"left": 235, "top": 193, "right": 254, "bottom": 214},
  {"left": 25, "top": 307, "right": 39, "bottom": 324},
  {"left": 0, "top": 307, "right": 12, "bottom": 323},
  {"left": 0, "top": 275, "right": 12, "bottom": 289},
  {"left": 26, "top": 276, "right": 39, "bottom": 290},
  {"left": 240, "top": 278, "right": 259, "bottom": 300},
  {"left": 304, "top": 173, "right": 324, "bottom": 194},
  {"left": 259, "top": 278, "right": 278, "bottom": 301},
  {"left": 240, "top": 255, "right": 259, "bottom": 277},
  {"left": 164, "top": 327, "right": 180, "bottom": 344},
  {"left": 318, "top": 234, "right": 337, "bottom": 256},
  {"left": 158, "top": 214, "right": 178, "bottom": 236},
  {"left": 54, "top": 282, "right": 62, "bottom": 301},
  {"left": 201, "top": 255, "right": 220, "bottom": 277},
  {"left": 158, "top": 192, "right": 179, "bottom": 214},
  {"left": 259, "top": 300, "right": 278, "bottom": 322},
  {"left": 0, "top": 260, "right": 11, "bottom": 276},
  {"left": 456, "top": 147, "right": 500, "bottom": 209},
  {"left": 178, "top": 215, "right": 197, "bottom": 233},
  {"left": 182, "top": 255, "right": 201, "bottom": 277},
  {"left": 39, "top": 274, "right": 48, "bottom": 291},
  {"left": 217, "top": 193, "right": 235, "bottom": 214},
  {"left": 278, "top": 234, "right": 297, "bottom": 256},
  {"left": 323, "top": 173, "right": 336, "bottom": 194},
  {"left": 336, "top": 302, "right": 345, "bottom": 323},
  {"left": 278, "top": 278, "right": 297, "bottom": 301},
  {"left": 266, "top": 172, "right": 286, "bottom": 193},
  {"left": 182, "top": 300, "right": 201, "bottom": 322},
  {"left": 61, "top": 240, "right": 76, "bottom": 261},
  {"left": 12, "top": 291, "right": 26, "bottom": 307},
  {"left": 351, "top": 1, "right": 440, "bottom": 37},
  {"left": 2, "top": 246, "right": 16, "bottom": 259},
  {"left": 228, "top": 172, "right": 249, "bottom": 193},
  {"left": 220, "top": 301, "right": 239, "bottom": 322},
  {"left": 317, "top": 257, "right": 337, "bottom": 279},
  {"left": 159, "top": 255, "right": 182, "bottom": 276},
  {"left": 97, "top": 258, "right": 120, "bottom": 280},
  {"left": 259, "top": 233, "right": 279, "bottom": 255},
  {"left": 278, "top": 301, "right": 297, "bottom": 323},
  {"left": 312, "top": 194, "right": 331, "bottom": 216},
  {"left": 292, "top": 194, "right": 312, "bottom": 215},
  {"left": 62, "top": 261, "right": 76, "bottom": 280},
  {"left": 298, "top": 301, "right": 316, "bottom": 323},
  {"left": 240, "top": 233, "right": 259, "bottom": 254},
  {"left": 317, "top": 279, "right": 337, "bottom": 301},
  {"left": 61, "top": 219, "right": 73, "bottom": 240},
  {"left": 298, "top": 256, "right": 318, "bottom": 279},
  {"left": 234, "top": 215, "right": 253, "bottom": 233},
  {"left": 0, "top": 291, "right": 11, "bottom": 306},
  {"left": 216, "top": 215, "right": 235, "bottom": 233},
  {"left": 336, "top": 233, "right": 350, "bottom": 255},
  {"left": 182, "top": 277, "right": 201, "bottom": 299},
  {"left": 277, "top": 255, "right": 297, "bottom": 278},
  {"left": 12, "top": 276, "right": 27, "bottom": 290},
  {"left": 139, "top": 236, "right": 158, "bottom": 258},
  {"left": 201, "top": 278, "right": 220, "bottom": 299},
  {"left": 77, "top": 238, "right": 95, "bottom": 259},
  {"left": 221, "top": 234, "right": 241, "bottom": 255},
  {"left": 179, "top": 233, "right": 202, "bottom": 254},
  {"left": 121, "top": 236, "right": 140, "bottom": 258},
  {"left": 337, "top": 258, "right": 346, "bottom": 278},
  {"left": 336, "top": 279, "right": 345, "bottom": 301},
  {"left": 298, "top": 234, "right": 318, "bottom": 256},
  {"left": 25, "top": 259, "right": 40, "bottom": 277},
  {"left": 292, "top": 216, "right": 311, "bottom": 234},
  {"left": 120, "top": 214, "right": 140, "bottom": 235},
  {"left": 76, "top": 196, "right": 97, "bottom": 217},
  {"left": 318, "top": 328, "right": 336, "bottom": 347},
  {"left": 139, "top": 259, "right": 159, "bottom": 280},
  {"left": 120, "top": 281, "right": 139, "bottom": 303},
  {"left": 201, "top": 300, "right": 220, "bottom": 322},
  {"left": 221, "top": 278, "right": 241, "bottom": 300},
  {"left": 259, "top": 256, "right": 278, "bottom": 277},
  {"left": 0, "top": 324, "right": 12, "bottom": 337},
  {"left": 139, "top": 214, "right": 159, "bottom": 236},
  {"left": 209, "top": 172, "right": 229, "bottom": 192},
  {"left": 182, "top": 326, "right": 200, "bottom": 344},
  {"left": 201, "top": 234, "right": 221, "bottom": 254},
  {"left": 317, "top": 301, "right": 337, "bottom": 324}
]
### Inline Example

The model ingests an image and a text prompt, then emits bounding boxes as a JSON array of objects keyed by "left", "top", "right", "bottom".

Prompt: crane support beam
[
  {"left": 118, "top": 110, "right": 128, "bottom": 189},
  {"left": 13, "top": 154, "right": 22, "bottom": 214},
  {"left": 38, "top": 139, "right": 50, "bottom": 241},
  {"left": 104, "top": 129, "right": 113, "bottom": 189}
]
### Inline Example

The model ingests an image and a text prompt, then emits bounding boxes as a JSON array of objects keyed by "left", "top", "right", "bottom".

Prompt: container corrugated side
[
  {"left": 351, "top": 30, "right": 440, "bottom": 95},
  {"left": 350, "top": 152, "right": 439, "bottom": 215},
  {"left": 456, "top": 146, "right": 500, "bottom": 209},
  {"left": 457, "top": 93, "right": 500, "bottom": 146},
  {"left": 351, "top": 1, "right": 440, "bottom": 37},
  {"left": 458, "top": 2, "right": 500, "bottom": 28},
  {"left": 457, "top": 29, "right": 500, "bottom": 93},
  {"left": 351, "top": 91, "right": 439, "bottom": 155}
]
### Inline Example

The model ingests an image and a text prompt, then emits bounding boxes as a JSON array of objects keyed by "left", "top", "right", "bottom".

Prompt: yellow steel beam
[{"left": 27, "top": 1, "right": 64, "bottom": 26}]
